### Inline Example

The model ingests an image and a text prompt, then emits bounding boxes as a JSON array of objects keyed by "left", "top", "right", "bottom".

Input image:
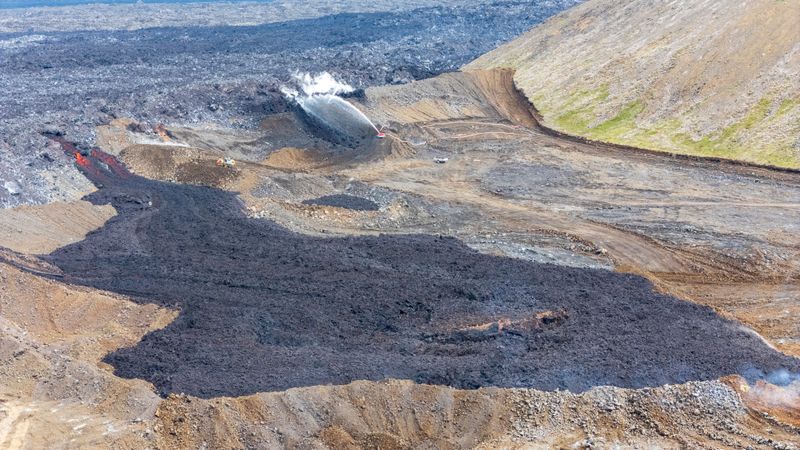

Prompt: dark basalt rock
[
  {"left": 303, "top": 194, "right": 380, "bottom": 211},
  {"left": 40, "top": 151, "right": 800, "bottom": 398}
]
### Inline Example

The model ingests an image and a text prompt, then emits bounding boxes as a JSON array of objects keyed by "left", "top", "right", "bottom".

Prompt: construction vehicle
[{"left": 216, "top": 157, "right": 236, "bottom": 168}]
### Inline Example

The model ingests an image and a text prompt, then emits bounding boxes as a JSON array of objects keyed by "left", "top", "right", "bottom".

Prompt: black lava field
[{"left": 44, "top": 152, "right": 800, "bottom": 398}]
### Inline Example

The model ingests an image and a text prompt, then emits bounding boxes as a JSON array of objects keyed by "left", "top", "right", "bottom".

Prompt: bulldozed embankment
[
  {"left": 0, "top": 253, "right": 176, "bottom": 448},
  {"left": 152, "top": 377, "right": 800, "bottom": 449},
  {"left": 0, "top": 201, "right": 116, "bottom": 254}
]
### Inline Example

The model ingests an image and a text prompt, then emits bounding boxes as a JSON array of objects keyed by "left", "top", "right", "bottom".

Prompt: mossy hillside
[{"left": 542, "top": 91, "right": 799, "bottom": 168}]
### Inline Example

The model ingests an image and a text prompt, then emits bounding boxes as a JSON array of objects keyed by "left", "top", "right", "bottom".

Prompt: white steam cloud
[
  {"left": 281, "top": 71, "right": 355, "bottom": 99},
  {"left": 740, "top": 367, "right": 800, "bottom": 407},
  {"left": 765, "top": 368, "right": 800, "bottom": 386}
]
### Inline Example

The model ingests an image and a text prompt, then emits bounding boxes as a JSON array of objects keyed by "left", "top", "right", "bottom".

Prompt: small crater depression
[{"left": 302, "top": 194, "right": 380, "bottom": 211}]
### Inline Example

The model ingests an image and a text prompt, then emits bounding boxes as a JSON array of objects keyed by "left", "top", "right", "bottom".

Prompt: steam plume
[
  {"left": 282, "top": 72, "right": 380, "bottom": 138},
  {"left": 290, "top": 72, "right": 357, "bottom": 97}
]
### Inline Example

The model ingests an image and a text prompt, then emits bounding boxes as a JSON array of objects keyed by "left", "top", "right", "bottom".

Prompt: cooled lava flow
[{"left": 45, "top": 141, "right": 800, "bottom": 398}]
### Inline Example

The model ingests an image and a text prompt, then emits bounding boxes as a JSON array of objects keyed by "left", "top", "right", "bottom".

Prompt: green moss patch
[{"left": 544, "top": 92, "right": 799, "bottom": 169}]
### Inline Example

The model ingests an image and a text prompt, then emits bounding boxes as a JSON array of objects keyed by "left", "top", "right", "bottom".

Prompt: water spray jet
[{"left": 282, "top": 72, "right": 383, "bottom": 144}]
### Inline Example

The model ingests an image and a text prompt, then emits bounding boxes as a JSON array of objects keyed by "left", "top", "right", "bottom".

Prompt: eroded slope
[
  {"left": 0, "top": 253, "right": 176, "bottom": 448},
  {"left": 468, "top": 0, "right": 800, "bottom": 167}
]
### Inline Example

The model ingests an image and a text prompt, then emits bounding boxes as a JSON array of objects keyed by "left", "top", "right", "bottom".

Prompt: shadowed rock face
[{"left": 44, "top": 152, "right": 800, "bottom": 398}]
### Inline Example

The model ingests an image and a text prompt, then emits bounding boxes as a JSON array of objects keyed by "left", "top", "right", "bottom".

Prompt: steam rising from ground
[
  {"left": 743, "top": 367, "right": 800, "bottom": 386},
  {"left": 765, "top": 368, "right": 800, "bottom": 386},
  {"left": 739, "top": 368, "right": 800, "bottom": 409},
  {"left": 282, "top": 72, "right": 380, "bottom": 141},
  {"left": 284, "top": 72, "right": 357, "bottom": 97}
]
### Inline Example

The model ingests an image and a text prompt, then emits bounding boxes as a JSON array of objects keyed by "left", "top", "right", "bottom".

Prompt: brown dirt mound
[
  {"left": 0, "top": 200, "right": 116, "bottom": 254},
  {"left": 262, "top": 147, "right": 325, "bottom": 171},
  {"left": 119, "top": 145, "right": 241, "bottom": 189},
  {"left": 0, "top": 256, "right": 177, "bottom": 448},
  {"left": 153, "top": 379, "right": 800, "bottom": 449}
]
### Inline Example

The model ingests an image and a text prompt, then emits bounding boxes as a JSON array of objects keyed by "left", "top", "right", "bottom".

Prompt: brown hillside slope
[
  {"left": 0, "top": 201, "right": 115, "bottom": 254},
  {"left": 467, "top": 0, "right": 800, "bottom": 168}
]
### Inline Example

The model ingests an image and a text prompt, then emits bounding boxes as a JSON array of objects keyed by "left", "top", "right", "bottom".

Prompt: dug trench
[{"left": 27, "top": 147, "right": 799, "bottom": 399}]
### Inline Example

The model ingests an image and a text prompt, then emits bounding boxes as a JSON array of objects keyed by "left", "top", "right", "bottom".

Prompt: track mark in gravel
[{"left": 42, "top": 151, "right": 800, "bottom": 398}]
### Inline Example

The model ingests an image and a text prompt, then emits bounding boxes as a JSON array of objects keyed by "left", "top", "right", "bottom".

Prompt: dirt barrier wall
[{"left": 483, "top": 69, "right": 800, "bottom": 178}]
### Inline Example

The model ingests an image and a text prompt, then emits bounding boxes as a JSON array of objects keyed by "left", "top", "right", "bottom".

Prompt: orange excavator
[{"left": 216, "top": 157, "right": 236, "bottom": 168}]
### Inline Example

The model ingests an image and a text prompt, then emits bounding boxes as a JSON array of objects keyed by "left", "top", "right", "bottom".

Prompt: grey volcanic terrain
[
  {"left": 1, "top": 1, "right": 799, "bottom": 448},
  {"left": 0, "top": 0, "right": 580, "bottom": 206}
]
